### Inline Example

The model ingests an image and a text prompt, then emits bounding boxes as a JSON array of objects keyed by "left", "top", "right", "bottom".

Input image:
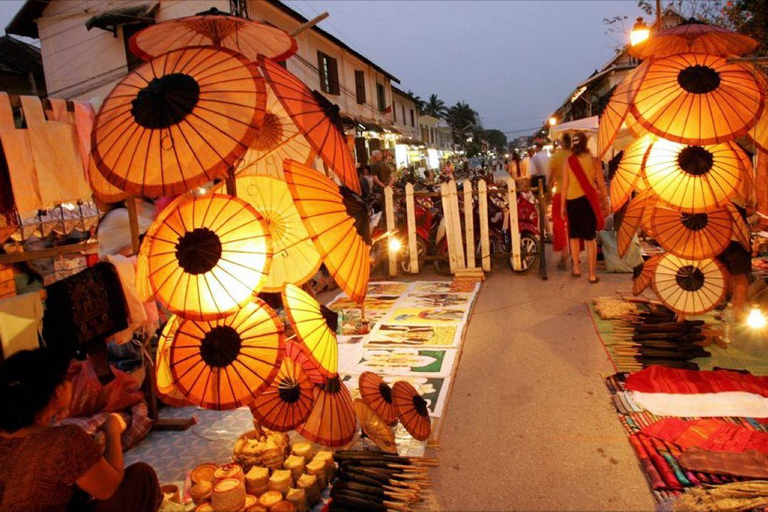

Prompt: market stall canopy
[
  {"left": 296, "top": 376, "right": 357, "bottom": 447},
  {"left": 549, "top": 116, "right": 600, "bottom": 155},
  {"left": 392, "top": 381, "right": 431, "bottom": 441},
  {"left": 358, "top": 371, "right": 397, "bottom": 425},
  {"left": 283, "top": 159, "right": 370, "bottom": 304},
  {"left": 282, "top": 283, "right": 339, "bottom": 379},
  {"left": 249, "top": 356, "right": 314, "bottom": 432},
  {"left": 354, "top": 399, "right": 396, "bottom": 453},
  {"left": 259, "top": 57, "right": 360, "bottom": 194},
  {"left": 169, "top": 299, "right": 284, "bottom": 410},
  {"left": 92, "top": 46, "right": 266, "bottom": 197},
  {"left": 214, "top": 176, "right": 321, "bottom": 293},
  {"left": 642, "top": 139, "right": 748, "bottom": 213},
  {"left": 627, "top": 21, "right": 758, "bottom": 60},
  {"left": 596, "top": 62, "right": 650, "bottom": 159},
  {"left": 145, "top": 194, "right": 272, "bottom": 321},
  {"left": 652, "top": 254, "right": 726, "bottom": 316},
  {"left": 630, "top": 53, "right": 765, "bottom": 145},
  {"left": 129, "top": 7, "right": 298, "bottom": 63}
]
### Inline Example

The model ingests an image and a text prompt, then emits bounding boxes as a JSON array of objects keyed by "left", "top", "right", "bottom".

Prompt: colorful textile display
[
  {"left": 642, "top": 418, "right": 768, "bottom": 455},
  {"left": 680, "top": 448, "right": 768, "bottom": 479},
  {"left": 625, "top": 367, "right": 768, "bottom": 398}
]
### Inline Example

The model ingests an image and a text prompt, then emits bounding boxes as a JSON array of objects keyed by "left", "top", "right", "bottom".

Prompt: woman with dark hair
[
  {"left": 560, "top": 131, "right": 608, "bottom": 283},
  {"left": 0, "top": 348, "right": 162, "bottom": 512}
]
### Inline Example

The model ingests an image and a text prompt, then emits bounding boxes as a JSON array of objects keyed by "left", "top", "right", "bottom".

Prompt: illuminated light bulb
[
  {"left": 747, "top": 304, "right": 766, "bottom": 329},
  {"left": 389, "top": 238, "right": 402, "bottom": 253},
  {"left": 630, "top": 17, "right": 650, "bottom": 46},
  {"left": 548, "top": 117, "right": 557, "bottom": 127}
]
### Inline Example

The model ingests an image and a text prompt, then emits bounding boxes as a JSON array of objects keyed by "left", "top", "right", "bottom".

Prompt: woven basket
[{"left": 233, "top": 429, "right": 290, "bottom": 471}]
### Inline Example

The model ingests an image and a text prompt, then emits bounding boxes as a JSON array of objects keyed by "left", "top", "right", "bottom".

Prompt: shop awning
[
  {"left": 85, "top": 3, "right": 158, "bottom": 33},
  {"left": 397, "top": 138, "right": 426, "bottom": 147}
]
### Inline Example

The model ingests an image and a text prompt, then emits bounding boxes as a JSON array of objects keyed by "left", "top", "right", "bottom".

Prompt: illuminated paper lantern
[{"left": 628, "top": 22, "right": 758, "bottom": 60}]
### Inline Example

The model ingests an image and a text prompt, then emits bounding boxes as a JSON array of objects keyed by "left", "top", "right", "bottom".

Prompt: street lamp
[
  {"left": 548, "top": 117, "right": 557, "bottom": 127},
  {"left": 630, "top": 17, "right": 650, "bottom": 46},
  {"left": 747, "top": 304, "right": 767, "bottom": 329}
]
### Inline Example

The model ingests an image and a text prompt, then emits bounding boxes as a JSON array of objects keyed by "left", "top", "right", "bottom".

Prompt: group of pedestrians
[{"left": 510, "top": 132, "right": 608, "bottom": 283}]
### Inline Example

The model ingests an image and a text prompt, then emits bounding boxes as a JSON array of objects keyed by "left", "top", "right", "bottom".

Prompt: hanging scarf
[{"left": 567, "top": 154, "right": 605, "bottom": 231}]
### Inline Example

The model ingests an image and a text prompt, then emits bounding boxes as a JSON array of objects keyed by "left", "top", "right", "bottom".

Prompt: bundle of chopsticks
[
  {"left": 611, "top": 304, "right": 711, "bottom": 371},
  {"left": 328, "top": 450, "right": 436, "bottom": 512}
]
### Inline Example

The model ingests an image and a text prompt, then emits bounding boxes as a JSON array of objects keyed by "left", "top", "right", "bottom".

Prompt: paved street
[{"left": 430, "top": 259, "right": 656, "bottom": 511}]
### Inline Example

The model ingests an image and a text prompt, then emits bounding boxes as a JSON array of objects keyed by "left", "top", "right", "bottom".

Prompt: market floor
[{"left": 430, "top": 258, "right": 656, "bottom": 511}]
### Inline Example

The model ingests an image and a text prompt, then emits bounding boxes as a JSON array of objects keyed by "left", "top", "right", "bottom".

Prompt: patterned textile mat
[
  {"left": 588, "top": 302, "right": 768, "bottom": 376},
  {"left": 604, "top": 373, "right": 768, "bottom": 504}
]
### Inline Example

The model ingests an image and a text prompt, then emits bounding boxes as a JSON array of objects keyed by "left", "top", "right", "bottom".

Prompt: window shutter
[
  {"left": 328, "top": 57, "right": 340, "bottom": 95},
  {"left": 317, "top": 51, "right": 327, "bottom": 92},
  {"left": 355, "top": 70, "right": 366, "bottom": 104}
]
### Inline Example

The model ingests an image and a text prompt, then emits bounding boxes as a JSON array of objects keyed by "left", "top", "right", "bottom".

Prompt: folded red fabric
[
  {"left": 642, "top": 418, "right": 768, "bottom": 454},
  {"left": 625, "top": 366, "right": 768, "bottom": 397}
]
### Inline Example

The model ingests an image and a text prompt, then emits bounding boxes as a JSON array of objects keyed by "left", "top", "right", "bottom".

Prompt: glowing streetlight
[
  {"left": 548, "top": 117, "right": 557, "bottom": 127},
  {"left": 630, "top": 17, "right": 650, "bottom": 47},
  {"left": 747, "top": 304, "right": 767, "bottom": 329}
]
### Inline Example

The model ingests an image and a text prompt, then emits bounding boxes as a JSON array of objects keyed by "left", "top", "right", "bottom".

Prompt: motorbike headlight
[{"left": 389, "top": 238, "right": 403, "bottom": 253}]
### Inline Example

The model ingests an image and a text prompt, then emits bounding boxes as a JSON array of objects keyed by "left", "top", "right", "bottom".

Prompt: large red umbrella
[
  {"left": 628, "top": 22, "right": 758, "bottom": 60},
  {"left": 259, "top": 56, "right": 361, "bottom": 194},
  {"left": 129, "top": 7, "right": 297, "bottom": 63},
  {"left": 296, "top": 376, "right": 357, "bottom": 447},
  {"left": 597, "top": 62, "right": 651, "bottom": 160},
  {"left": 249, "top": 356, "right": 314, "bottom": 432}
]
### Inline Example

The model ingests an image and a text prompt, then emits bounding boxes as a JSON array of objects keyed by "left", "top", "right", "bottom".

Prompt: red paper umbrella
[
  {"left": 146, "top": 194, "right": 272, "bottom": 321},
  {"left": 610, "top": 134, "right": 654, "bottom": 212},
  {"left": 354, "top": 399, "right": 397, "bottom": 454},
  {"left": 259, "top": 57, "right": 360, "bottom": 194},
  {"left": 155, "top": 315, "right": 192, "bottom": 407},
  {"left": 652, "top": 255, "right": 726, "bottom": 316},
  {"left": 169, "top": 299, "right": 284, "bottom": 410},
  {"left": 628, "top": 22, "right": 758, "bottom": 60},
  {"left": 630, "top": 53, "right": 764, "bottom": 146},
  {"left": 249, "top": 357, "right": 314, "bottom": 432},
  {"left": 727, "top": 204, "right": 751, "bottom": 250},
  {"left": 284, "top": 338, "right": 325, "bottom": 385},
  {"left": 92, "top": 47, "right": 266, "bottom": 197},
  {"left": 283, "top": 160, "right": 370, "bottom": 303},
  {"left": 358, "top": 372, "right": 397, "bottom": 425},
  {"left": 616, "top": 190, "right": 653, "bottom": 258},
  {"left": 597, "top": 62, "right": 651, "bottom": 160},
  {"left": 392, "top": 381, "right": 431, "bottom": 442},
  {"left": 129, "top": 7, "right": 298, "bottom": 63},
  {"left": 633, "top": 255, "right": 660, "bottom": 296},
  {"left": 282, "top": 284, "right": 338, "bottom": 379},
  {"left": 650, "top": 204, "right": 733, "bottom": 260},
  {"left": 296, "top": 376, "right": 357, "bottom": 447}
]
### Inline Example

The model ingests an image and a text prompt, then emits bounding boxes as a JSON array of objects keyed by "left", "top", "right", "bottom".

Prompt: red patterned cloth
[
  {"left": 642, "top": 418, "right": 768, "bottom": 455},
  {"left": 60, "top": 401, "right": 153, "bottom": 451},
  {"left": 625, "top": 367, "right": 768, "bottom": 398}
]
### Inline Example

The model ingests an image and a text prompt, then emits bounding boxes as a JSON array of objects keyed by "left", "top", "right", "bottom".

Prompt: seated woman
[{"left": 0, "top": 348, "right": 162, "bottom": 512}]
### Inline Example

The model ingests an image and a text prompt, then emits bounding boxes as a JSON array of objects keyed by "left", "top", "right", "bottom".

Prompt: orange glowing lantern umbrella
[
  {"left": 649, "top": 204, "right": 733, "bottom": 260},
  {"left": 354, "top": 399, "right": 397, "bottom": 454},
  {"left": 259, "top": 57, "right": 360, "bottom": 194},
  {"left": 283, "top": 159, "right": 370, "bottom": 303},
  {"left": 145, "top": 194, "right": 272, "bottom": 321},
  {"left": 155, "top": 315, "right": 192, "bottom": 407},
  {"left": 129, "top": 7, "right": 298, "bottom": 63},
  {"left": 642, "top": 138, "right": 749, "bottom": 213},
  {"left": 235, "top": 83, "right": 316, "bottom": 179},
  {"left": 630, "top": 53, "right": 764, "bottom": 146},
  {"left": 282, "top": 284, "right": 338, "bottom": 379},
  {"left": 358, "top": 372, "right": 397, "bottom": 425},
  {"left": 88, "top": 157, "right": 128, "bottom": 204},
  {"left": 214, "top": 176, "right": 321, "bottom": 292},
  {"left": 169, "top": 299, "right": 284, "bottom": 410},
  {"left": 616, "top": 190, "right": 653, "bottom": 258},
  {"left": 652, "top": 255, "right": 726, "bottom": 316},
  {"left": 633, "top": 255, "right": 660, "bottom": 296},
  {"left": 597, "top": 62, "right": 651, "bottom": 160},
  {"left": 610, "top": 134, "right": 654, "bottom": 212},
  {"left": 296, "top": 376, "right": 357, "bottom": 447},
  {"left": 92, "top": 47, "right": 266, "bottom": 197},
  {"left": 727, "top": 204, "right": 751, "bottom": 250},
  {"left": 284, "top": 337, "right": 325, "bottom": 385},
  {"left": 628, "top": 22, "right": 758, "bottom": 60},
  {"left": 249, "top": 357, "right": 314, "bottom": 432},
  {"left": 392, "top": 381, "right": 431, "bottom": 442}
]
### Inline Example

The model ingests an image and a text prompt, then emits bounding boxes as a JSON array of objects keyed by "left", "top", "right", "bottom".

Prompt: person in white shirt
[{"left": 528, "top": 143, "right": 552, "bottom": 239}]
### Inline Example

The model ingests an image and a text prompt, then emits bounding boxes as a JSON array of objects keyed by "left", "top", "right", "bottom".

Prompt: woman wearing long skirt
[{"left": 559, "top": 132, "right": 608, "bottom": 283}]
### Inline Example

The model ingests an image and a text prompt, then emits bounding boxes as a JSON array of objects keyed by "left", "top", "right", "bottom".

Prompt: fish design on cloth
[
  {"left": 625, "top": 366, "right": 768, "bottom": 398},
  {"left": 642, "top": 418, "right": 768, "bottom": 455}
]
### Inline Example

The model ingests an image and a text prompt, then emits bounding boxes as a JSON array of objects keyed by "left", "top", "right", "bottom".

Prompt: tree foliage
[
  {"left": 481, "top": 129, "right": 508, "bottom": 152},
  {"left": 406, "top": 90, "right": 425, "bottom": 113},
  {"left": 422, "top": 94, "right": 448, "bottom": 118}
]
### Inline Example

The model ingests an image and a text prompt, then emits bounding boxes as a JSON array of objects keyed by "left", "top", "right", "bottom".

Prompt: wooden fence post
[
  {"left": 405, "top": 183, "right": 419, "bottom": 274},
  {"left": 448, "top": 180, "right": 465, "bottom": 271},
  {"left": 463, "top": 183, "right": 475, "bottom": 268},
  {"left": 385, "top": 186, "right": 397, "bottom": 277},
  {"left": 441, "top": 183, "right": 457, "bottom": 274},
  {"left": 478, "top": 180, "right": 491, "bottom": 271},
  {"left": 506, "top": 178, "right": 521, "bottom": 271}
]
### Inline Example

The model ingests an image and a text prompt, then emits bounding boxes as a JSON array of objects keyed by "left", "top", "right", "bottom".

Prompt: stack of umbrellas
[
  {"left": 85, "top": 8, "right": 398, "bottom": 448},
  {"left": 330, "top": 450, "right": 436, "bottom": 512},
  {"left": 596, "top": 20, "right": 766, "bottom": 317}
]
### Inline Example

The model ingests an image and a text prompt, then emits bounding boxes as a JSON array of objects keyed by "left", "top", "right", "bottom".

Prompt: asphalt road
[{"left": 429, "top": 259, "right": 656, "bottom": 511}]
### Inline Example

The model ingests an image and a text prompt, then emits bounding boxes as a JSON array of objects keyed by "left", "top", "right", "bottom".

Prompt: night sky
[{"left": 0, "top": 0, "right": 646, "bottom": 136}]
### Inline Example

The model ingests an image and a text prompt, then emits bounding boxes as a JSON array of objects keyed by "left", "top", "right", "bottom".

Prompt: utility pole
[
  {"left": 656, "top": 0, "right": 662, "bottom": 31},
  {"left": 230, "top": 0, "right": 248, "bottom": 18}
]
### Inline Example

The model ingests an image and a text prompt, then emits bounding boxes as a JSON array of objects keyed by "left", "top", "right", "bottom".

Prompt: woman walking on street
[{"left": 560, "top": 131, "right": 607, "bottom": 283}]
